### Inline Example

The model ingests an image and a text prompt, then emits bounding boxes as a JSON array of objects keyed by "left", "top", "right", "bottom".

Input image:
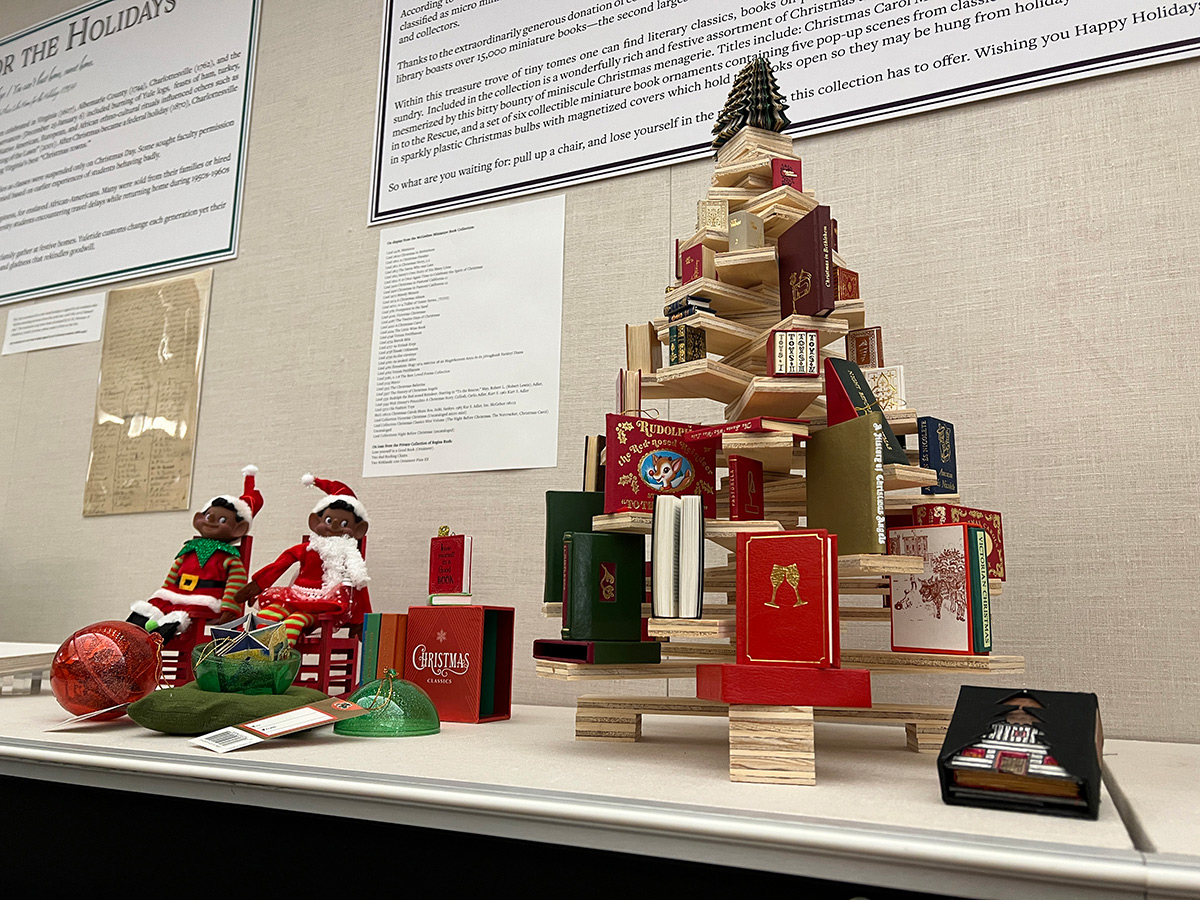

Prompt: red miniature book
[
  {"left": 405, "top": 606, "right": 513, "bottom": 723},
  {"left": 913, "top": 503, "right": 1006, "bottom": 581},
  {"left": 727, "top": 455, "right": 764, "bottom": 521},
  {"left": 771, "top": 158, "right": 801, "bottom": 190},
  {"left": 846, "top": 326, "right": 884, "bottom": 367},
  {"left": 680, "top": 244, "right": 715, "bottom": 284},
  {"left": 766, "top": 328, "right": 819, "bottom": 377},
  {"left": 428, "top": 532, "right": 472, "bottom": 595},
  {"left": 604, "top": 414, "right": 717, "bottom": 518},
  {"left": 736, "top": 530, "right": 839, "bottom": 668},
  {"left": 776, "top": 206, "right": 834, "bottom": 318},
  {"left": 836, "top": 266, "right": 860, "bottom": 301}
]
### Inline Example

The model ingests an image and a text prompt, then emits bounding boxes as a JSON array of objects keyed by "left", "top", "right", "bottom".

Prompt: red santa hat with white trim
[
  {"left": 302, "top": 472, "right": 368, "bottom": 522},
  {"left": 208, "top": 465, "right": 264, "bottom": 530}
]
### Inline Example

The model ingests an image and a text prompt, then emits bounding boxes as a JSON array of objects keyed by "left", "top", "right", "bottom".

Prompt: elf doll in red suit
[
  {"left": 235, "top": 474, "right": 371, "bottom": 646},
  {"left": 127, "top": 465, "right": 263, "bottom": 642}
]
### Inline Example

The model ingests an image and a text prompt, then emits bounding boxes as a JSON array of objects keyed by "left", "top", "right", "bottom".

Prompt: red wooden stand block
[{"left": 696, "top": 663, "right": 872, "bottom": 707}]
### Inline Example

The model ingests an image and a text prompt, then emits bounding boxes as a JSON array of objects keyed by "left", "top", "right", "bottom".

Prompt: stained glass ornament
[{"left": 334, "top": 670, "right": 440, "bottom": 737}]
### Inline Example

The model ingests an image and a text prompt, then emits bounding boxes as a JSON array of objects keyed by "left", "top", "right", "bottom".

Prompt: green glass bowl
[
  {"left": 334, "top": 678, "right": 440, "bottom": 737},
  {"left": 191, "top": 646, "right": 301, "bottom": 695}
]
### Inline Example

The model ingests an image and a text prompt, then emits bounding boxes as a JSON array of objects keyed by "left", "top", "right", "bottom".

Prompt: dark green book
[
  {"left": 562, "top": 531, "right": 645, "bottom": 642},
  {"left": 806, "top": 412, "right": 887, "bottom": 555},
  {"left": 359, "top": 612, "right": 381, "bottom": 686},
  {"left": 968, "top": 526, "right": 992, "bottom": 653},
  {"left": 544, "top": 491, "right": 606, "bottom": 605},
  {"left": 532, "top": 639, "right": 661, "bottom": 665}
]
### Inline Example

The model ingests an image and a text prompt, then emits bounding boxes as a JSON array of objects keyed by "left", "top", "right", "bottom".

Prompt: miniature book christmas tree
[{"left": 534, "top": 60, "right": 1024, "bottom": 785}]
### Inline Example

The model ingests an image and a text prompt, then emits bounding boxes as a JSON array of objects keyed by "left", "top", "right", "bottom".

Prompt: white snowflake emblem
[{"left": 436, "top": 629, "right": 447, "bottom": 643}]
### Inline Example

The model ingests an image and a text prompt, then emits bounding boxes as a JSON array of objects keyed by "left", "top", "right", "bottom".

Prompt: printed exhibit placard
[
  {"left": 0, "top": 0, "right": 259, "bottom": 303},
  {"left": 363, "top": 194, "right": 564, "bottom": 478},
  {"left": 372, "top": 0, "right": 1200, "bottom": 223}
]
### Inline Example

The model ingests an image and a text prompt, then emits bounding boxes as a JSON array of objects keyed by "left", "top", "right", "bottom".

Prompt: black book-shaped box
[{"left": 938, "top": 685, "right": 1103, "bottom": 820}]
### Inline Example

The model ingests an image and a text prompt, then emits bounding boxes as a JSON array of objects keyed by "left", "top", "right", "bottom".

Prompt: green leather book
[
  {"left": 533, "top": 639, "right": 661, "bottom": 665},
  {"left": 544, "top": 491, "right": 606, "bottom": 605},
  {"left": 562, "top": 531, "right": 645, "bottom": 642},
  {"left": 969, "top": 526, "right": 992, "bottom": 653},
  {"left": 806, "top": 412, "right": 887, "bottom": 555},
  {"left": 359, "top": 612, "right": 381, "bottom": 687}
]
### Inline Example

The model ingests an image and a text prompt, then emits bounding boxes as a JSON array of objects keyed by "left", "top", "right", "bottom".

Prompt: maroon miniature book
[
  {"left": 846, "top": 326, "right": 884, "bottom": 368},
  {"left": 428, "top": 533, "right": 471, "bottom": 595},
  {"left": 836, "top": 266, "right": 860, "bottom": 301},
  {"left": 777, "top": 206, "right": 834, "bottom": 318},
  {"left": 771, "top": 158, "right": 802, "bottom": 190},
  {"left": 728, "top": 455, "right": 765, "bottom": 521},
  {"left": 913, "top": 503, "right": 1006, "bottom": 581},
  {"left": 680, "top": 244, "right": 715, "bottom": 284}
]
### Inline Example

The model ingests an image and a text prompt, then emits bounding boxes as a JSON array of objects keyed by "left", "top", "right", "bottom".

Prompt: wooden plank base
[
  {"left": 907, "top": 721, "right": 949, "bottom": 753},
  {"left": 729, "top": 705, "right": 816, "bottom": 785}
]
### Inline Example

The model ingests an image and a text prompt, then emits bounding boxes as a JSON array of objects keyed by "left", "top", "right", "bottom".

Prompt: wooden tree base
[{"left": 729, "top": 705, "right": 816, "bottom": 785}]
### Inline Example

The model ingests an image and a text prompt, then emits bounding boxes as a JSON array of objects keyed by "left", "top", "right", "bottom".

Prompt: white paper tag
[{"left": 190, "top": 727, "right": 264, "bottom": 754}]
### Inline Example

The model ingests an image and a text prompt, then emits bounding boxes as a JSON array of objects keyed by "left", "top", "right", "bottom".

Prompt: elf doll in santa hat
[
  {"left": 128, "top": 465, "right": 264, "bottom": 642},
  {"left": 234, "top": 474, "right": 372, "bottom": 646}
]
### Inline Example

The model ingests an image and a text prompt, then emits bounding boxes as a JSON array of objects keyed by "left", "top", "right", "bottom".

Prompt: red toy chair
[
  {"left": 292, "top": 535, "right": 368, "bottom": 697},
  {"left": 159, "top": 535, "right": 253, "bottom": 686}
]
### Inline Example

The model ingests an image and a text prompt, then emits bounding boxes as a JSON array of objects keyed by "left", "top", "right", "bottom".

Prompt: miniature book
[
  {"left": 561, "top": 532, "right": 645, "bottom": 641},
  {"left": 888, "top": 523, "right": 991, "bottom": 654},
  {"left": 428, "top": 527, "right": 471, "bottom": 595},
  {"left": 615, "top": 368, "right": 641, "bottom": 416},
  {"left": 663, "top": 294, "right": 712, "bottom": 317},
  {"left": 771, "top": 158, "right": 801, "bottom": 190},
  {"left": 429, "top": 594, "right": 472, "bottom": 606},
  {"left": 681, "top": 244, "right": 716, "bottom": 284},
  {"left": 767, "top": 328, "right": 819, "bottom": 377},
  {"left": 727, "top": 211, "right": 765, "bottom": 250},
  {"left": 727, "top": 454, "right": 765, "bottom": 521},
  {"left": 913, "top": 503, "right": 1005, "bottom": 580},
  {"left": 582, "top": 434, "right": 606, "bottom": 493},
  {"left": 697, "top": 198, "right": 729, "bottom": 231},
  {"left": 650, "top": 494, "right": 704, "bottom": 619},
  {"left": 836, "top": 265, "right": 860, "bottom": 301},
  {"left": 625, "top": 322, "right": 661, "bottom": 374},
  {"left": 824, "top": 357, "right": 908, "bottom": 465},
  {"left": 407, "top": 606, "right": 513, "bottom": 723},
  {"left": 604, "top": 414, "right": 717, "bottom": 517},
  {"left": 777, "top": 205, "right": 835, "bottom": 318},
  {"left": 939, "top": 687, "right": 1103, "bottom": 820},
  {"left": 862, "top": 365, "right": 906, "bottom": 410},
  {"left": 684, "top": 417, "right": 809, "bottom": 441},
  {"left": 805, "top": 413, "right": 887, "bottom": 555},
  {"left": 668, "top": 324, "right": 706, "bottom": 365},
  {"left": 543, "top": 491, "right": 606, "bottom": 604},
  {"left": 846, "top": 326, "right": 884, "bottom": 367},
  {"left": 917, "top": 415, "right": 957, "bottom": 494},
  {"left": 736, "top": 530, "right": 839, "bottom": 668}
]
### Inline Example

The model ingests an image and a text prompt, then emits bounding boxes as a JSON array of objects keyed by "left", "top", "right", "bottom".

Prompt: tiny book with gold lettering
[
  {"left": 696, "top": 198, "right": 729, "bottom": 232},
  {"left": 846, "top": 326, "right": 883, "bottom": 367},
  {"left": 767, "top": 328, "right": 819, "bottom": 377},
  {"left": 862, "top": 365, "right": 906, "bottom": 410},
  {"left": 727, "top": 211, "right": 765, "bottom": 251},
  {"left": 727, "top": 454, "right": 764, "bottom": 521},
  {"left": 771, "top": 158, "right": 802, "bottom": 190},
  {"left": 680, "top": 244, "right": 716, "bottom": 284}
]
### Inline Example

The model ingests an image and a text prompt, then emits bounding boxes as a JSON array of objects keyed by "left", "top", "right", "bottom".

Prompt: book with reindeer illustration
[
  {"left": 603, "top": 414, "right": 717, "bottom": 518},
  {"left": 736, "top": 530, "right": 840, "bottom": 668},
  {"left": 888, "top": 523, "right": 991, "bottom": 655}
]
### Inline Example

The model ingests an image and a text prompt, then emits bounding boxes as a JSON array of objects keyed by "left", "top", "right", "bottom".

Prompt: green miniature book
[
  {"left": 543, "top": 491, "right": 606, "bottom": 605},
  {"left": 562, "top": 531, "right": 645, "bottom": 642}
]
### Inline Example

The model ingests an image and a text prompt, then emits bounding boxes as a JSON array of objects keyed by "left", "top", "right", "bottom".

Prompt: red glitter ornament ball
[{"left": 50, "top": 621, "right": 163, "bottom": 720}]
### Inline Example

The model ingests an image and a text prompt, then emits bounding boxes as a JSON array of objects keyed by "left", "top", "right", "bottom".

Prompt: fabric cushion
[{"left": 128, "top": 682, "right": 329, "bottom": 735}]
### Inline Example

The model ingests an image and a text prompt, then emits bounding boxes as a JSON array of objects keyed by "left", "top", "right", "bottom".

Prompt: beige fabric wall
[{"left": 3, "top": 0, "right": 1197, "bottom": 741}]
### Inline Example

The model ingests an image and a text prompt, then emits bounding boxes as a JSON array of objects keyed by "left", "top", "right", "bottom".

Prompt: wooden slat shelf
[
  {"left": 641, "top": 358, "right": 753, "bottom": 403},
  {"left": 828, "top": 299, "right": 866, "bottom": 331},
  {"left": 725, "top": 376, "right": 825, "bottom": 421},
  {"left": 739, "top": 185, "right": 818, "bottom": 220},
  {"left": 710, "top": 155, "right": 800, "bottom": 188},
  {"left": 540, "top": 651, "right": 1024, "bottom": 681},
  {"left": 714, "top": 245, "right": 778, "bottom": 287},
  {"left": 535, "top": 659, "right": 708, "bottom": 681},
  {"left": 649, "top": 616, "right": 734, "bottom": 639},
  {"left": 720, "top": 313, "right": 848, "bottom": 375},
  {"left": 840, "top": 554, "right": 925, "bottom": 576},
  {"left": 707, "top": 186, "right": 761, "bottom": 209},
  {"left": 808, "top": 407, "right": 919, "bottom": 436},
  {"left": 883, "top": 464, "right": 939, "bottom": 491},
  {"left": 716, "top": 431, "right": 800, "bottom": 473},
  {"left": 678, "top": 228, "right": 730, "bottom": 256},
  {"left": 840, "top": 607, "right": 890, "bottom": 621},
  {"left": 652, "top": 312, "right": 757, "bottom": 357},
  {"left": 840, "top": 650, "right": 1026, "bottom": 674},
  {"left": 591, "top": 513, "right": 784, "bottom": 544},
  {"left": 660, "top": 641, "right": 735, "bottom": 658},
  {"left": 663, "top": 278, "right": 775, "bottom": 318},
  {"left": 580, "top": 696, "right": 954, "bottom": 725}
]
